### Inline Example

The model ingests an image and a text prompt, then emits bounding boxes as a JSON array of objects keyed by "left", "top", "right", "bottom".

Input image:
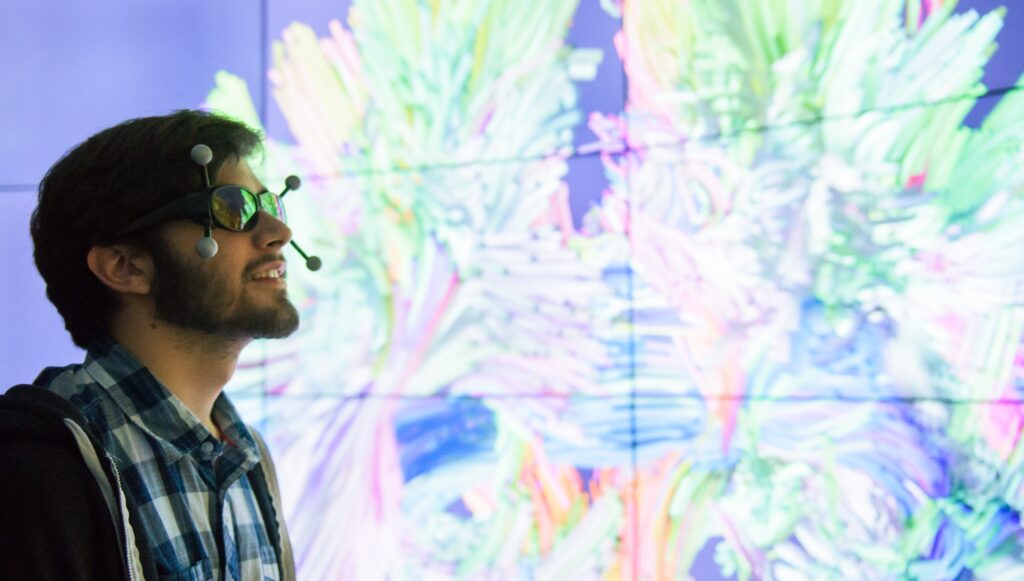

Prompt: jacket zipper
[{"left": 107, "top": 455, "right": 136, "bottom": 581}]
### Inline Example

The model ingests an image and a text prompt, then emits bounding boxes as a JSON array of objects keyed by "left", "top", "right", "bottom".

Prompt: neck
[{"left": 110, "top": 305, "right": 249, "bottom": 438}]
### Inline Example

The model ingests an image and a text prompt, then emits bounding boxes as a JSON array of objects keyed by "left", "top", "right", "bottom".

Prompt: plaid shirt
[{"left": 38, "top": 340, "right": 280, "bottom": 581}]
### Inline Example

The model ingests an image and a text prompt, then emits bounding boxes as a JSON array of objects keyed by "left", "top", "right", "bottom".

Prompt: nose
[{"left": 254, "top": 211, "right": 292, "bottom": 251}]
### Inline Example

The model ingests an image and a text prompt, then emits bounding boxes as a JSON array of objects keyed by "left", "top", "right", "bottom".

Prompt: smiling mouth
[{"left": 250, "top": 264, "right": 286, "bottom": 281}]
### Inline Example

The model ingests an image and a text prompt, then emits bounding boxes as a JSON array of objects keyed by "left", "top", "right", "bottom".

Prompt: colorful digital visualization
[{"left": 207, "top": 1, "right": 1024, "bottom": 579}]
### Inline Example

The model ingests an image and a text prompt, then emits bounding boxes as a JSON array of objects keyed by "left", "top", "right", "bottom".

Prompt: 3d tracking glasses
[
  {"left": 116, "top": 184, "right": 290, "bottom": 237},
  {"left": 113, "top": 144, "right": 321, "bottom": 270}
]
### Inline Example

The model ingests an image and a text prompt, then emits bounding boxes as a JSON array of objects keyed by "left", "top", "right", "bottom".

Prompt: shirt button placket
[{"left": 201, "top": 441, "right": 215, "bottom": 454}]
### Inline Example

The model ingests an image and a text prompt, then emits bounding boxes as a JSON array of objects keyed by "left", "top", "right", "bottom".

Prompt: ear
[{"left": 86, "top": 244, "right": 154, "bottom": 295}]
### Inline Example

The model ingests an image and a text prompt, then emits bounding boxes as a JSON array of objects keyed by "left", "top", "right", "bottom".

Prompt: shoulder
[
  {"left": 1, "top": 384, "right": 89, "bottom": 440},
  {"left": 37, "top": 362, "right": 134, "bottom": 451},
  {"left": 0, "top": 385, "right": 100, "bottom": 489},
  {"left": 0, "top": 386, "right": 126, "bottom": 579}
]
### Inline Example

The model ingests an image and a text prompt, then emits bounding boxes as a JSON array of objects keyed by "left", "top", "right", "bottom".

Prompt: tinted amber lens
[{"left": 211, "top": 187, "right": 257, "bottom": 231}]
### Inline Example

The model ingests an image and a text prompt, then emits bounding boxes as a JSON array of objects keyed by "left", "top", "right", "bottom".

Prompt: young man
[{"left": 0, "top": 111, "right": 300, "bottom": 580}]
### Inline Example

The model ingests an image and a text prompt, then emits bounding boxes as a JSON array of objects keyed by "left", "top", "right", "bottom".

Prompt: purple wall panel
[
  {"left": 0, "top": 190, "right": 82, "bottom": 386},
  {"left": 0, "top": 0, "right": 264, "bottom": 187}
]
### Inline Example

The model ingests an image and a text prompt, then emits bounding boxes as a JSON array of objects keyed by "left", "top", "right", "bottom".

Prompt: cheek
[
  {"left": 162, "top": 226, "right": 214, "bottom": 265},
  {"left": 206, "top": 235, "right": 251, "bottom": 280}
]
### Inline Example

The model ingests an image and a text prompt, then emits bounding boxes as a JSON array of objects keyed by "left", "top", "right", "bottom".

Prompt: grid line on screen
[{"left": 253, "top": 83, "right": 1024, "bottom": 184}]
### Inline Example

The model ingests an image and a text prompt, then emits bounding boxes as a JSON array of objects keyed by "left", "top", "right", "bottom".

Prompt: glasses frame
[{"left": 115, "top": 185, "right": 287, "bottom": 238}]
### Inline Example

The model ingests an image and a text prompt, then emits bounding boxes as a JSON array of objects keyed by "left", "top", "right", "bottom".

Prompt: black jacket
[{"left": 0, "top": 385, "right": 295, "bottom": 580}]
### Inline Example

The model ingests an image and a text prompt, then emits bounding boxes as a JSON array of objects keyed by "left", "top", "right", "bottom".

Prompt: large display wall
[{"left": 3, "top": 1, "right": 1024, "bottom": 579}]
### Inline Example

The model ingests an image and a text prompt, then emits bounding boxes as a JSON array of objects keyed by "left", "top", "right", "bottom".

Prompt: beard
[{"left": 148, "top": 237, "right": 300, "bottom": 340}]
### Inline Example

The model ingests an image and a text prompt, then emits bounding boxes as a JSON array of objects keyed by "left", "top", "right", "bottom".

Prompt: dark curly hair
[{"left": 30, "top": 110, "right": 262, "bottom": 348}]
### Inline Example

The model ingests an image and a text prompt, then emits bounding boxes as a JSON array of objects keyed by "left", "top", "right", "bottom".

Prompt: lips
[{"left": 250, "top": 262, "right": 286, "bottom": 281}]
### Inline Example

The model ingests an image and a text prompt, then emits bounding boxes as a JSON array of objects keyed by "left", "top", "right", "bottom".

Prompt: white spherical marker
[
  {"left": 190, "top": 144, "right": 213, "bottom": 166},
  {"left": 195, "top": 236, "right": 218, "bottom": 259}
]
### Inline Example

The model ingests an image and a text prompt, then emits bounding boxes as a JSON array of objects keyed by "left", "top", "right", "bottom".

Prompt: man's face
[{"left": 149, "top": 158, "right": 300, "bottom": 340}]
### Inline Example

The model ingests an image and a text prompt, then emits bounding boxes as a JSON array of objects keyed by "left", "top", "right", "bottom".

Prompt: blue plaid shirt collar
[{"left": 81, "top": 339, "right": 259, "bottom": 468}]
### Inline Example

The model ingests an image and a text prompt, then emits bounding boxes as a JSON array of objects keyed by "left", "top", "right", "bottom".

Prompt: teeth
[{"left": 253, "top": 269, "right": 282, "bottom": 280}]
